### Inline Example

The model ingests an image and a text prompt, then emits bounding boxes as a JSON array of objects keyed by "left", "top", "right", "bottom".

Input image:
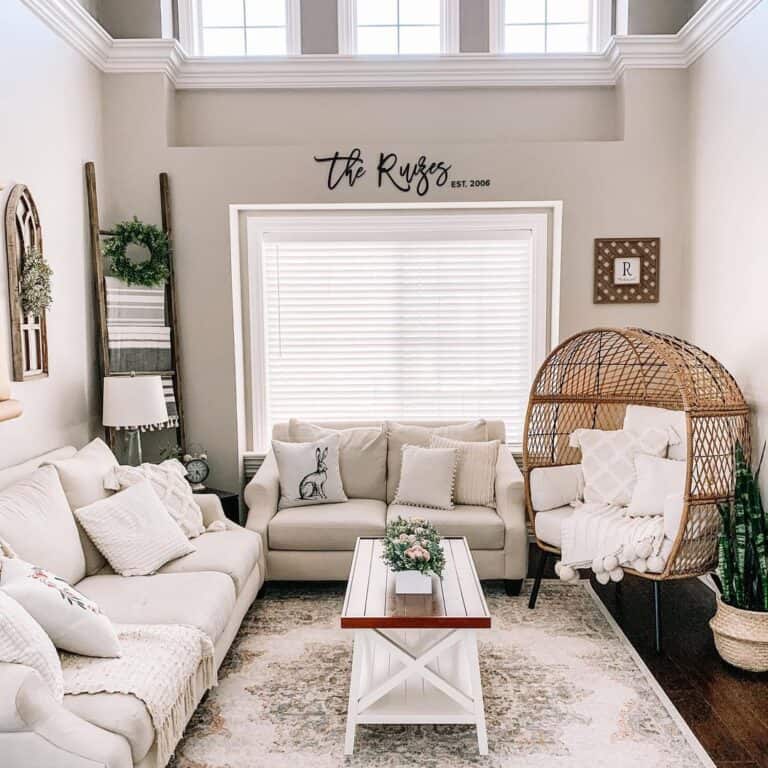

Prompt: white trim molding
[{"left": 18, "top": 0, "right": 764, "bottom": 88}]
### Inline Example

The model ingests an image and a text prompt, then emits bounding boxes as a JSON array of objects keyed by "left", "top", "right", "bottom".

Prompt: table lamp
[{"left": 103, "top": 374, "right": 168, "bottom": 465}]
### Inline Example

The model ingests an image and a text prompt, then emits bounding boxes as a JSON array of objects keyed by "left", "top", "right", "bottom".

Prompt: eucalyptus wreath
[
  {"left": 104, "top": 217, "right": 170, "bottom": 287},
  {"left": 381, "top": 516, "right": 446, "bottom": 577},
  {"left": 20, "top": 247, "right": 53, "bottom": 316}
]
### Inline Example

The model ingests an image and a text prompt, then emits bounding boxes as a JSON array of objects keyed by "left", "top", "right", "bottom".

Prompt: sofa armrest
[
  {"left": 195, "top": 493, "right": 227, "bottom": 527},
  {"left": 0, "top": 662, "right": 132, "bottom": 768},
  {"left": 244, "top": 451, "right": 280, "bottom": 542},
  {"left": 495, "top": 448, "right": 528, "bottom": 580}
]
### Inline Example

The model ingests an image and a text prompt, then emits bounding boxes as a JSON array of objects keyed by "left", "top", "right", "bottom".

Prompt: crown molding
[{"left": 18, "top": 0, "right": 763, "bottom": 89}]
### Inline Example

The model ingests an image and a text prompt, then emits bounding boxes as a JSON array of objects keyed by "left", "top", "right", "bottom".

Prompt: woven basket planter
[{"left": 709, "top": 597, "right": 768, "bottom": 672}]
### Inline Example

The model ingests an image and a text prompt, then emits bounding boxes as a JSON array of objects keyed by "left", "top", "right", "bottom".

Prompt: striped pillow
[{"left": 430, "top": 436, "right": 499, "bottom": 508}]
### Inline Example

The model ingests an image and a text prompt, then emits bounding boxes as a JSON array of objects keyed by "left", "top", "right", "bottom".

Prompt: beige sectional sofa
[
  {"left": 245, "top": 420, "right": 528, "bottom": 591},
  {"left": 0, "top": 446, "right": 265, "bottom": 768}
]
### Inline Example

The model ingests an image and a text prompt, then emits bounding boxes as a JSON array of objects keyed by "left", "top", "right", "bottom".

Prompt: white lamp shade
[{"left": 103, "top": 376, "right": 168, "bottom": 428}]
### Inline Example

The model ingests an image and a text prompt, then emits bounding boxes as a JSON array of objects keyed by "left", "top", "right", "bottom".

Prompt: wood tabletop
[{"left": 341, "top": 537, "right": 491, "bottom": 630}]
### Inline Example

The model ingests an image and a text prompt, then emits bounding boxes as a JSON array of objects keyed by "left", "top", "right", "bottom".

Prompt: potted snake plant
[{"left": 710, "top": 442, "right": 768, "bottom": 672}]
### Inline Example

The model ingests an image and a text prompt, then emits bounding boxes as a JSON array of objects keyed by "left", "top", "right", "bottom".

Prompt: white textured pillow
[
  {"left": 288, "top": 420, "right": 387, "bottom": 501},
  {"left": 75, "top": 480, "right": 195, "bottom": 576},
  {"left": 570, "top": 428, "right": 671, "bottom": 506},
  {"left": 394, "top": 445, "right": 458, "bottom": 510},
  {"left": 49, "top": 438, "right": 119, "bottom": 576},
  {"left": 624, "top": 405, "right": 687, "bottom": 461},
  {"left": 0, "top": 591, "right": 63, "bottom": 701},
  {"left": 0, "top": 466, "right": 86, "bottom": 585},
  {"left": 430, "top": 436, "right": 499, "bottom": 507},
  {"left": 530, "top": 464, "right": 585, "bottom": 512},
  {"left": 272, "top": 434, "right": 347, "bottom": 509},
  {"left": 104, "top": 460, "right": 204, "bottom": 538},
  {"left": 0, "top": 557, "right": 120, "bottom": 658},
  {"left": 386, "top": 420, "right": 488, "bottom": 503},
  {"left": 626, "top": 455, "right": 686, "bottom": 518}
]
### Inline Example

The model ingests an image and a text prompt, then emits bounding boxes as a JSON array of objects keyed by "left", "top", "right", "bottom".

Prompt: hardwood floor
[{"left": 527, "top": 547, "right": 768, "bottom": 768}]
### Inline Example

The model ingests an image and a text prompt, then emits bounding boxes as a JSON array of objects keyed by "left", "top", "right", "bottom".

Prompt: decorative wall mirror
[{"left": 4, "top": 184, "right": 49, "bottom": 380}]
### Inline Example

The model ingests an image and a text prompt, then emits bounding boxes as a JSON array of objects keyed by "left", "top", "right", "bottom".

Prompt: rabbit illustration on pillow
[{"left": 299, "top": 447, "right": 328, "bottom": 500}]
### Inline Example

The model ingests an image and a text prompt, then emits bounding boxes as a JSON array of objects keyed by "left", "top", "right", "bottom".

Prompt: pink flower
[
  {"left": 405, "top": 545, "right": 431, "bottom": 562},
  {"left": 398, "top": 533, "right": 409, "bottom": 542}
]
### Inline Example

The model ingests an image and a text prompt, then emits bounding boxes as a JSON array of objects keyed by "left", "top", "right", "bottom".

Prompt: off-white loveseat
[
  {"left": 0, "top": 445, "right": 265, "bottom": 768},
  {"left": 244, "top": 420, "right": 528, "bottom": 592}
]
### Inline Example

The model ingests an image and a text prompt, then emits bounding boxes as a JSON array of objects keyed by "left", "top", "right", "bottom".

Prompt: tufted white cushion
[
  {"left": 75, "top": 480, "right": 195, "bottom": 577},
  {"left": 394, "top": 445, "right": 457, "bottom": 511},
  {"left": 105, "top": 460, "right": 204, "bottom": 538},
  {"left": 623, "top": 405, "right": 687, "bottom": 462},
  {"left": 0, "top": 590, "right": 63, "bottom": 700},
  {"left": 430, "top": 435, "right": 499, "bottom": 507},
  {"left": 570, "top": 428, "right": 671, "bottom": 506},
  {"left": 0, "top": 557, "right": 120, "bottom": 658},
  {"left": 626, "top": 454, "right": 686, "bottom": 518}
]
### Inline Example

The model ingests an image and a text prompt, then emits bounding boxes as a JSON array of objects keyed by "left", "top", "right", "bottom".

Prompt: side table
[{"left": 194, "top": 487, "right": 241, "bottom": 525}]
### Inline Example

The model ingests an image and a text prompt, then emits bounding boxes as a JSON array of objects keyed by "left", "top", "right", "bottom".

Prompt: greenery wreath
[
  {"left": 104, "top": 217, "right": 170, "bottom": 287},
  {"left": 21, "top": 247, "right": 53, "bottom": 316}
]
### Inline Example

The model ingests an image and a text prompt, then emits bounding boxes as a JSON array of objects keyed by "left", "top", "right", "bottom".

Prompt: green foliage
[
  {"left": 104, "top": 217, "right": 170, "bottom": 287},
  {"left": 20, "top": 247, "right": 53, "bottom": 315},
  {"left": 717, "top": 442, "right": 768, "bottom": 612},
  {"left": 381, "top": 516, "right": 446, "bottom": 578}
]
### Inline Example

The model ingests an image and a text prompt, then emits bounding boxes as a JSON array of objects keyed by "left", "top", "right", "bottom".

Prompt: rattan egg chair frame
[{"left": 523, "top": 328, "right": 750, "bottom": 651}]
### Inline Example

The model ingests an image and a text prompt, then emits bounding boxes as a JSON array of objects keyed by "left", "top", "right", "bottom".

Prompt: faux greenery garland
[
  {"left": 104, "top": 217, "right": 170, "bottom": 287},
  {"left": 20, "top": 247, "right": 53, "bottom": 316},
  {"left": 381, "top": 516, "right": 445, "bottom": 577}
]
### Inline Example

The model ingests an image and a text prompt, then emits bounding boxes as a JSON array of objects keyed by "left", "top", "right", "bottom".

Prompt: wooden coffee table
[{"left": 341, "top": 537, "right": 491, "bottom": 755}]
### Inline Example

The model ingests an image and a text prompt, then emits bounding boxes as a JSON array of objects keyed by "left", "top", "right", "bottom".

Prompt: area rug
[{"left": 170, "top": 581, "right": 713, "bottom": 768}]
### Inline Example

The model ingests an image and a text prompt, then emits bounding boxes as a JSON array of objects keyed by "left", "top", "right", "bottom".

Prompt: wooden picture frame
[
  {"left": 593, "top": 238, "right": 660, "bottom": 304},
  {"left": 4, "top": 185, "right": 49, "bottom": 381}
]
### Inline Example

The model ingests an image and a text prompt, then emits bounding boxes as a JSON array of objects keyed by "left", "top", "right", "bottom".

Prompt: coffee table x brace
[{"left": 341, "top": 537, "right": 491, "bottom": 755}]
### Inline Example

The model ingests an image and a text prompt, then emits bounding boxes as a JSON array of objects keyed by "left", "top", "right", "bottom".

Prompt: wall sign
[
  {"left": 593, "top": 238, "right": 660, "bottom": 304},
  {"left": 313, "top": 148, "right": 491, "bottom": 197}
]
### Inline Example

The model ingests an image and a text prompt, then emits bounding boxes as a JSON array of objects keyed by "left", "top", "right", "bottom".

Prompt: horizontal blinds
[{"left": 262, "top": 234, "right": 534, "bottom": 443}]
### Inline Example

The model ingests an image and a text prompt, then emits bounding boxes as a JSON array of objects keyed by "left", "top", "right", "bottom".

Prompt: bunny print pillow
[{"left": 272, "top": 434, "right": 348, "bottom": 509}]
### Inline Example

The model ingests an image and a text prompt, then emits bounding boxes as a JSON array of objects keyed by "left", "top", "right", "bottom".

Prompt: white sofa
[
  {"left": 0, "top": 446, "right": 265, "bottom": 768},
  {"left": 244, "top": 420, "right": 528, "bottom": 592}
]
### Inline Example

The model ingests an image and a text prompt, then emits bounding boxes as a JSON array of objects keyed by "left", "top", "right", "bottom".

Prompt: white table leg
[
  {"left": 464, "top": 631, "right": 488, "bottom": 755},
  {"left": 344, "top": 630, "right": 365, "bottom": 755}
]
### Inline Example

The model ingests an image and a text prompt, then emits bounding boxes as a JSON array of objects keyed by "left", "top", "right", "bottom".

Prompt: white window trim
[
  {"left": 339, "top": 0, "right": 460, "bottom": 55},
  {"left": 229, "top": 202, "right": 562, "bottom": 454},
  {"left": 178, "top": 0, "right": 302, "bottom": 56},
  {"left": 490, "top": 0, "right": 612, "bottom": 54}
]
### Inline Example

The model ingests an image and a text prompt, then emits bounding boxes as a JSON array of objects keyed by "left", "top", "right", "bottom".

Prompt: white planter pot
[{"left": 395, "top": 570, "right": 432, "bottom": 595}]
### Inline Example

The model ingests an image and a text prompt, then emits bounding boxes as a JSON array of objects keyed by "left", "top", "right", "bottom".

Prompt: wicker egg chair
[{"left": 523, "top": 327, "right": 750, "bottom": 650}]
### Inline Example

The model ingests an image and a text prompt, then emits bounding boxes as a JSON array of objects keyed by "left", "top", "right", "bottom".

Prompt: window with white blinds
[{"left": 250, "top": 213, "right": 549, "bottom": 448}]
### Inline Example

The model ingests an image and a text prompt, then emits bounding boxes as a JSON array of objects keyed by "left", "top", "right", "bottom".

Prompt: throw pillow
[
  {"left": 529, "top": 464, "right": 585, "bottom": 512},
  {"left": 623, "top": 404, "right": 686, "bottom": 461},
  {"left": 386, "top": 420, "right": 488, "bottom": 503},
  {"left": 104, "top": 460, "right": 205, "bottom": 538},
  {"left": 0, "top": 591, "right": 63, "bottom": 701},
  {"left": 569, "top": 427, "right": 671, "bottom": 506},
  {"left": 75, "top": 480, "right": 195, "bottom": 576},
  {"left": 626, "top": 455, "right": 686, "bottom": 518},
  {"left": 272, "top": 435, "right": 347, "bottom": 509},
  {"left": 393, "top": 445, "right": 458, "bottom": 510},
  {"left": 430, "top": 435, "right": 499, "bottom": 507},
  {"left": 288, "top": 419, "right": 387, "bottom": 500},
  {"left": 49, "top": 438, "right": 120, "bottom": 576},
  {"left": 0, "top": 466, "right": 86, "bottom": 585},
  {"left": 0, "top": 557, "right": 120, "bottom": 658}
]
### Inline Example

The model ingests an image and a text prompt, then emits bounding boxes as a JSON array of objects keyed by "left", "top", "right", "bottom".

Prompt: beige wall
[
  {"left": 100, "top": 69, "right": 689, "bottom": 489},
  {"left": 686, "top": 0, "right": 768, "bottom": 491},
  {"left": 627, "top": 0, "right": 701, "bottom": 34},
  {"left": 0, "top": 1, "right": 103, "bottom": 467}
]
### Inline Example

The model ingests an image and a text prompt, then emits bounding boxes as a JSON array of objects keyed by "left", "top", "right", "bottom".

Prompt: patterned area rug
[{"left": 170, "top": 581, "right": 712, "bottom": 768}]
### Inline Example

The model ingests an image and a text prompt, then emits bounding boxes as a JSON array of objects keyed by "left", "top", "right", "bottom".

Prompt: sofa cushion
[
  {"left": 0, "top": 465, "right": 86, "bottom": 585},
  {"left": 268, "top": 499, "right": 386, "bottom": 551},
  {"left": 534, "top": 505, "right": 574, "bottom": 548},
  {"left": 64, "top": 692, "right": 154, "bottom": 764},
  {"left": 386, "top": 420, "right": 488, "bottom": 503},
  {"left": 289, "top": 419, "right": 387, "bottom": 501},
  {"left": 387, "top": 503, "right": 505, "bottom": 550},
  {"left": 158, "top": 528, "right": 262, "bottom": 594},
  {"left": 0, "top": 446, "right": 76, "bottom": 491},
  {"left": 76, "top": 572, "right": 235, "bottom": 642}
]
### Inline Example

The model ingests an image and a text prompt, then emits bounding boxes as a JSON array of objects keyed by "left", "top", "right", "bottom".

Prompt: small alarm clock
[{"left": 183, "top": 447, "right": 210, "bottom": 491}]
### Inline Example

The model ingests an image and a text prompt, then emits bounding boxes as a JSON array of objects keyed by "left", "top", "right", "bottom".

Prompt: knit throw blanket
[{"left": 61, "top": 624, "right": 216, "bottom": 767}]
